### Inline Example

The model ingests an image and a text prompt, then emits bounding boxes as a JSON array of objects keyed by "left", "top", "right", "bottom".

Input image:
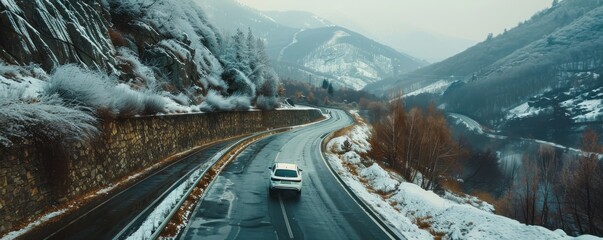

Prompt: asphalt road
[
  {"left": 27, "top": 139, "right": 238, "bottom": 240},
  {"left": 181, "top": 109, "right": 393, "bottom": 240}
]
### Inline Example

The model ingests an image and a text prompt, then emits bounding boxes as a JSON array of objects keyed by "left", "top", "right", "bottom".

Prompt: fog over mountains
[
  {"left": 366, "top": 0, "right": 603, "bottom": 143},
  {"left": 198, "top": 0, "right": 426, "bottom": 90}
]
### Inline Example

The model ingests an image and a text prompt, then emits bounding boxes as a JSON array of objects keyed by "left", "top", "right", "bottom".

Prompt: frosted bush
[
  {"left": 223, "top": 68, "right": 256, "bottom": 97},
  {"left": 343, "top": 151, "right": 362, "bottom": 164},
  {"left": 256, "top": 95, "right": 279, "bottom": 110},
  {"left": 0, "top": 62, "right": 47, "bottom": 80},
  {"left": 0, "top": 62, "right": 21, "bottom": 77},
  {"left": 109, "top": 0, "right": 225, "bottom": 89},
  {"left": 171, "top": 92, "right": 191, "bottom": 106},
  {"left": 199, "top": 90, "right": 251, "bottom": 112},
  {"left": 45, "top": 64, "right": 166, "bottom": 117},
  {"left": 0, "top": 86, "right": 98, "bottom": 147},
  {"left": 45, "top": 64, "right": 116, "bottom": 109}
]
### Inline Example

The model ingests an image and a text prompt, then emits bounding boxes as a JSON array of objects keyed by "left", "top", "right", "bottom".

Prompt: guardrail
[
  {"left": 151, "top": 127, "right": 291, "bottom": 239},
  {"left": 115, "top": 127, "right": 290, "bottom": 240}
]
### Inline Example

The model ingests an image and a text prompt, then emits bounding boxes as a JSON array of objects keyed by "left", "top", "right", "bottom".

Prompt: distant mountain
[
  {"left": 195, "top": 0, "right": 299, "bottom": 58},
  {"left": 262, "top": 10, "right": 333, "bottom": 29},
  {"left": 278, "top": 26, "right": 426, "bottom": 90},
  {"left": 366, "top": 0, "right": 603, "bottom": 143},
  {"left": 198, "top": 0, "right": 426, "bottom": 90}
]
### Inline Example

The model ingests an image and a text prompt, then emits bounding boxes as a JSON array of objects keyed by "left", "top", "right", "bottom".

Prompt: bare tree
[{"left": 369, "top": 97, "right": 406, "bottom": 171}]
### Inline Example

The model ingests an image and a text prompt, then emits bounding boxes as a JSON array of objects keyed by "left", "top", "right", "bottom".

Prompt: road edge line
[{"left": 318, "top": 111, "right": 405, "bottom": 240}]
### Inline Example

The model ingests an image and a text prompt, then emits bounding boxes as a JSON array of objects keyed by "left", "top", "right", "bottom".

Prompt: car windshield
[{"left": 274, "top": 169, "right": 297, "bottom": 178}]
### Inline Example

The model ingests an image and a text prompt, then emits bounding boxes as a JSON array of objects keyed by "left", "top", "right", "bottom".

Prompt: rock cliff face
[
  {"left": 0, "top": 0, "right": 265, "bottom": 103},
  {"left": 0, "top": 0, "right": 116, "bottom": 72}
]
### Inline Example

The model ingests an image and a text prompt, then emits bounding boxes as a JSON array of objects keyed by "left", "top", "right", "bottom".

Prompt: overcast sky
[{"left": 237, "top": 0, "right": 552, "bottom": 42}]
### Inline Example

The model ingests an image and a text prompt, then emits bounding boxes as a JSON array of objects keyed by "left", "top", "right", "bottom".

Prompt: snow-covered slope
[
  {"left": 261, "top": 10, "right": 333, "bottom": 29},
  {"left": 196, "top": 0, "right": 299, "bottom": 57},
  {"left": 325, "top": 114, "right": 598, "bottom": 240},
  {"left": 365, "top": 0, "right": 603, "bottom": 145},
  {"left": 0, "top": 0, "right": 116, "bottom": 72},
  {"left": 0, "top": 0, "right": 282, "bottom": 147},
  {"left": 279, "top": 26, "right": 426, "bottom": 90},
  {"left": 199, "top": 0, "right": 426, "bottom": 90}
]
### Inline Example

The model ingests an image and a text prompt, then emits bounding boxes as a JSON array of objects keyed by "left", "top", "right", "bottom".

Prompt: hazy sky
[{"left": 237, "top": 0, "right": 552, "bottom": 42}]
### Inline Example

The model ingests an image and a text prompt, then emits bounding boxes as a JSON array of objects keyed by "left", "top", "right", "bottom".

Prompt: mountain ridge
[
  {"left": 199, "top": 0, "right": 426, "bottom": 90},
  {"left": 365, "top": 0, "right": 603, "bottom": 143}
]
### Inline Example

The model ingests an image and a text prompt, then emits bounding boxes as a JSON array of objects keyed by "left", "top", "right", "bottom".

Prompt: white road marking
[
  {"left": 318, "top": 111, "right": 399, "bottom": 240},
  {"left": 278, "top": 194, "right": 294, "bottom": 239}
]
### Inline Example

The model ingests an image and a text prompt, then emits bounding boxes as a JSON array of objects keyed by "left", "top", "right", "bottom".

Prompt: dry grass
[
  {"left": 440, "top": 179, "right": 464, "bottom": 195},
  {"left": 352, "top": 113, "right": 366, "bottom": 125},
  {"left": 414, "top": 216, "right": 445, "bottom": 239},
  {"left": 342, "top": 161, "right": 358, "bottom": 177},
  {"left": 415, "top": 216, "right": 432, "bottom": 230},
  {"left": 332, "top": 125, "right": 354, "bottom": 138},
  {"left": 471, "top": 191, "right": 496, "bottom": 204}
]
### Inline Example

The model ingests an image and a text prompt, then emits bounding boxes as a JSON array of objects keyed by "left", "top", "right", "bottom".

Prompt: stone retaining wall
[{"left": 0, "top": 109, "right": 322, "bottom": 233}]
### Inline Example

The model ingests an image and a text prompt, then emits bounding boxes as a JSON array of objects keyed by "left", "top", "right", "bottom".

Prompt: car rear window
[{"left": 274, "top": 169, "right": 298, "bottom": 178}]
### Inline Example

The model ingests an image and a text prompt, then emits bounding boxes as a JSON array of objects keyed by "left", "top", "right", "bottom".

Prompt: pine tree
[
  {"left": 327, "top": 82, "right": 334, "bottom": 96},
  {"left": 232, "top": 29, "right": 252, "bottom": 76},
  {"left": 247, "top": 28, "right": 259, "bottom": 84}
]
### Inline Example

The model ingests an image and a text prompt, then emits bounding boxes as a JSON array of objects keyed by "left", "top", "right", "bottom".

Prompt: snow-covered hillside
[
  {"left": 261, "top": 10, "right": 333, "bottom": 29},
  {"left": 280, "top": 27, "right": 425, "bottom": 90},
  {"left": 199, "top": 0, "right": 426, "bottom": 90},
  {"left": 0, "top": 0, "right": 281, "bottom": 146},
  {"left": 325, "top": 112, "right": 600, "bottom": 240}
]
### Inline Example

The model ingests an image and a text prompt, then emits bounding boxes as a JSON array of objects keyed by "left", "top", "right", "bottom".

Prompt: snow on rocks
[
  {"left": 359, "top": 163, "right": 399, "bottom": 193},
  {"left": 325, "top": 111, "right": 583, "bottom": 240},
  {"left": 342, "top": 151, "right": 362, "bottom": 164}
]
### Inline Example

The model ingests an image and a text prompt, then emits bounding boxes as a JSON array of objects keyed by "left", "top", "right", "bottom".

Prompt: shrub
[
  {"left": 255, "top": 95, "right": 279, "bottom": 110},
  {"left": 0, "top": 86, "right": 98, "bottom": 147},
  {"left": 199, "top": 90, "right": 251, "bottom": 112},
  {"left": 45, "top": 64, "right": 167, "bottom": 118}
]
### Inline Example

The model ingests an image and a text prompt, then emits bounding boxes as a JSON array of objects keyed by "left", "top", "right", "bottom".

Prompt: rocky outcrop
[
  {"left": 0, "top": 0, "right": 225, "bottom": 97},
  {"left": 0, "top": 0, "right": 116, "bottom": 72}
]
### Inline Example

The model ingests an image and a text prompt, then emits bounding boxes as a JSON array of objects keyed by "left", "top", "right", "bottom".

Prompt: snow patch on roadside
[
  {"left": 325, "top": 113, "right": 581, "bottom": 240},
  {"left": 1, "top": 210, "right": 67, "bottom": 240},
  {"left": 360, "top": 163, "right": 399, "bottom": 193}
]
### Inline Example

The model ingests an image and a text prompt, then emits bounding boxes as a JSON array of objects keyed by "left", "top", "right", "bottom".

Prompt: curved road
[
  {"left": 181, "top": 109, "right": 394, "bottom": 239},
  {"left": 24, "top": 140, "right": 238, "bottom": 240}
]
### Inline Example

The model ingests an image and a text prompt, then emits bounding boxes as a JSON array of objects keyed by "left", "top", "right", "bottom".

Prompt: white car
[{"left": 269, "top": 163, "right": 303, "bottom": 196}]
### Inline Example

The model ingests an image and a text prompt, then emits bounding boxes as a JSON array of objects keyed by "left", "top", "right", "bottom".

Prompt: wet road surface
[
  {"left": 181, "top": 109, "right": 393, "bottom": 240},
  {"left": 27, "top": 140, "right": 238, "bottom": 240}
]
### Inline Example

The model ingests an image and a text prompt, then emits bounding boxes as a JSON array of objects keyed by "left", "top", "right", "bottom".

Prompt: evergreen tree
[
  {"left": 247, "top": 28, "right": 259, "bottom": 84},
  {"left": 219, "top": 29, "right": 255, "bottom": 97},
  {"left": 232, "top": 29, "right": 252, "bottom": 76},
  {"left": 322, "top": 79, "right": 329, "bottom": 89},
  {"left": 328, "top": 82, "right": 334, "bottom": 96}
]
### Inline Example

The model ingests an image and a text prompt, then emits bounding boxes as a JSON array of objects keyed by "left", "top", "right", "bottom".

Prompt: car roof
[{"left": 275, "top": 163, "right": 298, "bottom": 170}]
